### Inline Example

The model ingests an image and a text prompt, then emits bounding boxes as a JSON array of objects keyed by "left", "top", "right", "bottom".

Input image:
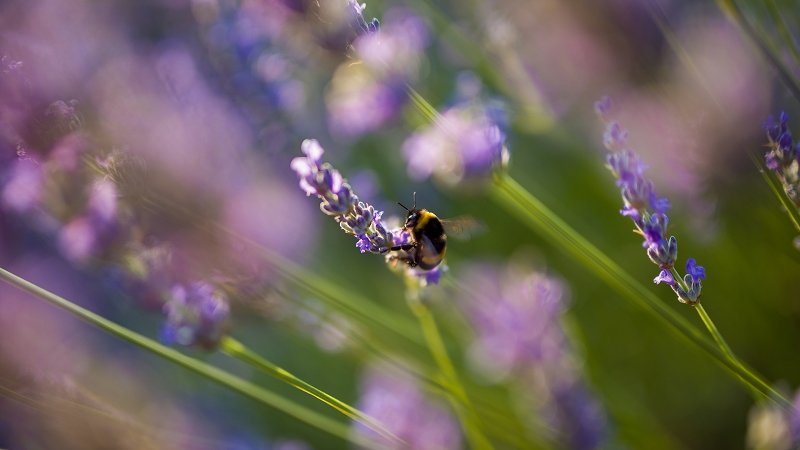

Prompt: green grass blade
[
  {"left": 220, "top": 337, "right": 403, "bottom": 446},
  {"left": 0, "top": 266, "right": 380, "bottom": 446},
  {"left": 406, "top": 297, "right": 496, "bottom": 450}
]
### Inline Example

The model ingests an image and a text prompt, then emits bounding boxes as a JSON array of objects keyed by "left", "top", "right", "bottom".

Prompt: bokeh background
[{"left": 1, "top": 0, "right": 799, "bottom": 449}]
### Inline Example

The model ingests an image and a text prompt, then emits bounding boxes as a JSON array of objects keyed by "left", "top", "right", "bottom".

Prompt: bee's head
[
  {"left": 404, "top": 209, "right": 420, "bottom": 228},
  {"left": 398, "top": 192, "right": 419, "bottom": 227}
]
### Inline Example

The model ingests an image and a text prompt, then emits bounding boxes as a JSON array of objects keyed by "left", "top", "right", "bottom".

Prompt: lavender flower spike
[
  {"left": 292, "top": 139, "right": 391, "bottom": 252},
  {"left": 595, "top": 96, "right": 705, "bottom": 305},
  {"left": 763, "top": 112, "right": 800, "bottom": 208}
]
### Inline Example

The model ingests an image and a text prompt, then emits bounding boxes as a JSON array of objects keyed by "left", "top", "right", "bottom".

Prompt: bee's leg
[
  {"left": 385, "top": 246, "right": 418, "bottom": 267},
  {"left": 389, "top": 244, "right": 416, "bottom": 252}
]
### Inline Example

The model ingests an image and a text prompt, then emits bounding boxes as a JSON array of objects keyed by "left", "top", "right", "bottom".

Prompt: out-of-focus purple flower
[
  {"left": 403, "top": 96, "right": 509, "bottom": 188},
  {"left": 463, "top": 265, "right": 569, "bottom": 379},
  {"left": 355, "top": 9, "right": 427, "bottom": 77},
  {"left": 746, "top": 389, "right": 800, "bottom": 450},
  {"left": 58, "top": 179, "right": 122, "bottom": 263},
  {"left": 459, "top": 263, "right": 609, "bottom": 448},
  {"left": 354, "top": 364, "right": 461, "bottom": 450},
  {"left": 1, "top": 160, "right": 43, "bottom": 213},
  {"left": 596, "top": 97, "right": 705, "bottom": 305},
  {"left": 162, "top": 281, "right": 230, "bottom": 349},
  {"left": 326, "top": 9, "right": 428, "bottom": 137},
  {"left": 763, "top": 112, "right": 800, "bottom": 207},
  {"left": 594, "top": 95, "right": 612, "bottom": 119},
  {"left": 548, "top": 383, "right": 609, "bottom": 450},
  {"left": 602, "top": 121, "right": 628, "bottom": 151},
  {"left": 327, "top": 73, "right": 407, "bottom": 137}
]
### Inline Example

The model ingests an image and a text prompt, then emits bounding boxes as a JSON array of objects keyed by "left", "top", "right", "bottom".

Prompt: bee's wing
[{"left": 440, "top": 216, "right": 486, "bottom": 240}]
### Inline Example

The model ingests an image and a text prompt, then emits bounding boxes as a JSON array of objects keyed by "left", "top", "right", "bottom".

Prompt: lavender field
[{"left": 1, "top": 0, "right": 800, "bottom": 449}]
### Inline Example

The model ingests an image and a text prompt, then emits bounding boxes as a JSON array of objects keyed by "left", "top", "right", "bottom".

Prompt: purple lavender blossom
[
  {"left": 402, "top": 95, "right": 509, "bottom": 187},
  {"left": 162, "top": 282, "right": 230, "bottom": 349},
  {"left": 653, "top": 269, "right": 675, "bottom": 286},
  {"left": 291, "top": 139, "right": 394, "bottom": 254},
  {"left": 595, "top": 96, "right": 705, "bottom": 305},
  {"left": 326, "top": 9, "right": 428, "bottom": 137},
  {"left": 354, "top": 364, "right": 462, "bottom": 450},
  {"left": 460, "top": 263, "right": 608, "bottom": 448},
  {"left": 291, "top": 139, "right": 353, "bottom": 215},
  {"left": 763, "top": 112, "right": 800, "bottom": 207}
]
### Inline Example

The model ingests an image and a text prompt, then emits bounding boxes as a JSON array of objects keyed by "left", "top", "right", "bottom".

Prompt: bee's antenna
[{"left": 399, "top": 192, "right": 417, "bottom": 212}]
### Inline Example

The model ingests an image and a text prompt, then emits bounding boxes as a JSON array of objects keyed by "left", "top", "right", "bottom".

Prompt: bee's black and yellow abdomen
[{"left": 410, "top": 209, "right": 446, "bottom": 270}]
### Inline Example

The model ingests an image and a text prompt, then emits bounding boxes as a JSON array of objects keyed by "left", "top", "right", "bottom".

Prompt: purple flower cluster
[
  {"left": 595, "top": 96, "right": 706, "bottom": 305},
  {"left": 460, "top": 263, "right": 608, "bottom": 449},
  {"left": 403, "top": 82, "right": 509, "bottom": 187},
  {"left": 465, "top": 267, "right": 568, "bottom": 377},
  {"left": 161, "top": 282, "right": 231, "bottom": 349},
  {"left": 354, "top": 364, "right": 462, "bottom": 450},
  {"left": 291, "top": 139, "right": 399, "bottom": 254},
  {"left": 763, "top": 112, "right": 800, "bottom": 208}
]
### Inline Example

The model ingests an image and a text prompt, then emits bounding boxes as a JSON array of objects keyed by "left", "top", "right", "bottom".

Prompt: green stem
[
  {"left": 490, "top": 174, "right": 791, "bottom": 409},
  {"left": 750, "top": 152, "right": 800, "bottom": 234},
  {"left": 220, "top": 337, "right": 402, "bottom": 445},
  {"left": 693, "top": 304, "right": 734, "bottom": 358},
  {"left": 407, "top": 296, "right": 495, "bottom": 450},
  {"left": 0, "top": 266, "right": 375, "bottom": 446},
  {"left": 694, "top": 304, "right": 764, "bottom": 401}
]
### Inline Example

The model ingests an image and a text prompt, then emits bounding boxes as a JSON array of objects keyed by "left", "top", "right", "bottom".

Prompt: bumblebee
[{"left": 388, "top": 193, "right": 481, "bottom": 271}]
